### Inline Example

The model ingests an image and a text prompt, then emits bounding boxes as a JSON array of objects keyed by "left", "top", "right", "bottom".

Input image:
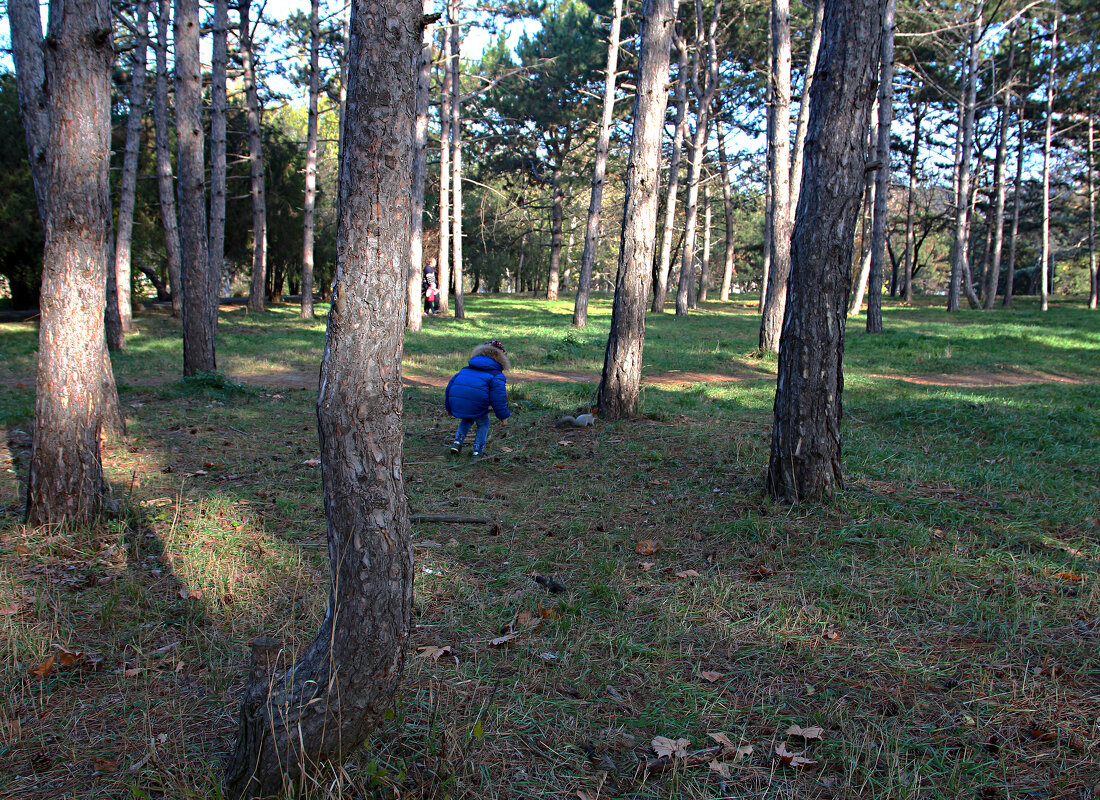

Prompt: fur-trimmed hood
[{"left": 471, "top": 343, "right": 510, "bottom": 371}]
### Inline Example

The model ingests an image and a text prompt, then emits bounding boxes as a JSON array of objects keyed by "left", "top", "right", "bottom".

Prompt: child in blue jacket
[{"left": 445, "top": 340, "right": 511, "bottom": 457}]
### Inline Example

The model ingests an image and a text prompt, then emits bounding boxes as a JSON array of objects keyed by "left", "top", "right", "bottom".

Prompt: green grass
[{"left": 1, "top": 293, "right": 1098, "bottom": 799}]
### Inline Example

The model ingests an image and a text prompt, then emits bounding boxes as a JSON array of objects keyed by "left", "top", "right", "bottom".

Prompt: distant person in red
[{"left": 424, "top": 280, "right": 438, "bottom": 315}]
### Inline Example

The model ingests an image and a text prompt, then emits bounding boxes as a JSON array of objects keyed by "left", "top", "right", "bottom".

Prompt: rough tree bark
[
  {"left": 302, "top": 0, "right": 321, "bottom": 320},
  {"left": 574, "top": 0, "right": 624, "bottom": 327},
  {"left": 947, "top": 7, "right": 982, "bottom": 312},
  {"left": 153, "top": 0, "right": 182, "bottom": 317},
  {"left": 652, "top": 32, "right": 689, "bottom": 313},
  {"left": 984, "top": 33, "right": 1014, "bottom": 310},
  {"left": 1038, "top": 6, "right": 1058, "bottom": 312},
  {"left": 210, "top": 0, "right": 228, "bottom": 320},
  {"left": 547, "top": 166, "right": 564, "bottom": 300},
  {"left": 597, "top": 0, "right": 680, "bottom": 419},
  {"left": 766, "top": 0, "right": 883, "bottom": 503},
  {"left": 450, "top": 0, "right": 465, "bottom": 318},
  {"left": 438, "top": 19, "right": 452, "bottom": 314},
  {"left": 865, "top": 0, "right": 894, "bottom": 334},
  {"left": 408, "top": 1, "right": 433, "bottom": 330},
  {"left": 240, "top": 0, "right": 267, "bottom": 312},
  {"left": 902, "top": 101, "right": 922, "bottom": 303},
  {"left": 788, "top": 0, "right": 824, "bottom": 218},
  {"left": 9, "top": 0, "right": 50, "bottom": 222},
  {"left": 1004, "top": 37, "right": 1029, "bottom": 308},
  {"left": 1090, "top": 98, "right": 1097, "bottom": 310},
  {"left": 758, "top": 0, "right": 792, "bottom": 350},
  {"left": 27, "top": 0, "right": 114, "bottom": 525},
  {"left": 699, "top": 182, "right": 712, "bottom": 301},
  {"left": 717, "top": 121, "right": 737, "bottom": 299},
  {"left": 175, "top": 0, "right": 215, "bottom": 374},
  {"left": 222, "top": 0, "right": 417, "bottom": 795},
  {"left": 760, "top": 24, "right": 773, "bottom": 312}
]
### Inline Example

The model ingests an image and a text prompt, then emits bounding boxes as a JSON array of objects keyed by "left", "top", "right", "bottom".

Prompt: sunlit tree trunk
[
  {"left": 301, "top": 0, "right": 320, "bottom": 319},
  {"left": 547, "top": 166, "right": 564, "bottom": 300},
  {"left": 848, "top": 97, "right": 876, "bottom": 315},
  {"left": 1004, "top": 38, "right": 1029, "bottom": 309},
  {"left": 27, "top": 0, "right": 114, "bottom": 525},
  {"left": 1038, "top": 6, "right": 1058, "bottom": 312},
  {"left": 450, "top": 0, "right": 465, "bottom": 317},
  {"left": 210, "top": 0, "right": 227, "bottom": 322},
  {"left": 788, "top": 0, "right": 823, "bottom": 218},
  {"left": 866, "top": 0, "right": 894, "bottom": 334},
  {"left": 597, "top": 0, "right": 680, "bottom": 419},
  {"left": 948, "top": 7, "right": 981, "bottom": 312},
  {"left": 176, "top": 0, "right": 214, "bottom": 373},
  {"left": 902, "top": 102, "right": 922, "bottom": 304},
  {"left": 222, "top": 2, "right": 417, "bottom": 795},
  {"left": 699, "top": 183, "right": 712, "bottom": 301},
  {"left": 758, "top": 0, "right": 791, "bottom": 350},
  {"left": 574, "top": 0, "right": 623, "bottom": 326},
  {"left": 717, "top": 122, "right": 737, "bottom": 300},
  {"left": 407, "top": 0, "right": 433, "bottom": 331},
  {"left": 653, "top": 33, "right": 689, "bottom": 313},
  {"left": 153, "top": 0, "right": 182, "bottom": 317},
  {"left": 438, "top": 20, "right": 452, "bottom": 315},
  {"left": 240, "top": 0, "right": 267, "bottom": 312},
  {"left": 984, "top": 34, "right": 1014, "bottom": 310},
  {"left": 1090, "top": 98, "right": 1097, "bottom": 310},
  {"left": 766, "top": 0, "right": 883, "bottom": 503},
  {"left": 760, "top": 24, "right": 773, "bottom": 313}
]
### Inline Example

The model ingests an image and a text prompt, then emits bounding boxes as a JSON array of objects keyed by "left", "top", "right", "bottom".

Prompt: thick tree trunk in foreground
[
  {"left": 222, "top": 0, "right": 416, "bottom": 795},
  {"left": 984, "top": 35, "right": 1014, "bottom": 310},
  {"left": 788, "top": 0, "right": 824, "bottom": 218},
  {"left": 302, "top": 0, "right": 321, "bottom": 320},
  {"left": 1038, "top": 8, "right": 1058, "bottom": 312},
  {"left": 717, "top": 122, "right": 737, "bottom": 299},
  {"left": 8, "top": 0, "right": 50, "bottom": 222},
  {"left": 652, "top": 34, "right": 689, "bottom": 313},
  {"left": 574, "top": 0, "right": 624, "bottom": 327},
  {"left": 241, "top": 0, "right": 267, "bottom": 313},
  {"left": 408, "top": 1, "right": 432, "bottom": 331},
  {"left": 153, "top": 0, "right": 182, "bottom": 317},
  {"left": 450, "top": 0, "right": 465, "bottom": 318},
  {"left": 437, "top": 21, "right": 452, "bottom": 315},
  {"left": 598, "top": 0, "right": 679, "bottom": 419},
  {"left": 866, "top": 0, "right": 894, "bottom": 334},
  {"left": 758, "top": 0, "right": 792, "bottom": 351},
  {"left": 175, "top": 0, "right": 214, "bottom": 374},
  {"left": 210, "top": 0, "right": 228, "bottom": 321},
  {"left": 27, "top": 0, "right": 114, "bottom": 525},
  {"left": 767, "top": 0, "right": 882, "bottom": 504},
  {"left": 948, "top": 10, "right": 981, "bottom": 312}
]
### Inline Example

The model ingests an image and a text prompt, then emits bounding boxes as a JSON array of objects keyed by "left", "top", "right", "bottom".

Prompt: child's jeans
[{"left": 454, "top": 414, "right": 490, "bottom": 453}]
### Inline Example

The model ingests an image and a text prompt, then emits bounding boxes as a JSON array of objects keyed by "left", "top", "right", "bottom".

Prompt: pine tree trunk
[
  {"left": 175, "top": 0, "right": 215, "bottom": 374},
  {"left": 574, "top": 0, "right": 623, "bottom": 326},
  {"left": 866, "top": 0, "right": 894, "bottom": 334},
  {"left": 902, "top": 104, "right": 921, "bottom": 303},
  {"left": 1003, "top": 40, "right": 1029, "bottom": 309},
  {"left": 788, "top": 0, "right": 824, "bottom": 218},
  {"left": 597, "top": 0, "right": 680, "bottom": 419},
  {"left": 8, "top": 0, "right": 50, "bottom": 224},
  {"left": 210, "top": 0, "right": 228, "bottom": 321},
  {"left": 848, "top": 98, "right": 877, "bottom": 315},
  {"left": 301, "top": 0, "right": 321, "bottom": 320},
  {"left": 27, "top": 0, "right": 114, "bottom": 525},
  {"left": 222, "top": 1, "right": 417, "bottom": 795},
  {"left": 766, "top": 0, "right": 883, "bottom": 504},
  {"left": 437, "top": 25, "right": 452, "bottom": 315},
  {"left": 760, "top": 21, "right": 773, "bottom": 312},
  {"left": 652, "top": 34, "right": 689, "bottom": 313},
  {"left": 153, "top": 0, "right": 182, "bottom": 317},
  {"left": 407, "top": 0, "right": 433, "bottom": 331},
  {"left": 1038, "top": 7, "right": 1058, "bottom": 312},
  {"left": 450, "top": 0, "right": 465, "bottom": 318},
  {"left": 240, "top": 0, "right": 267, "bottom": 313},
  {"left": 717, "top": 122, "right": 737, "bottom": 300},
  {"left": 699, "top": 183, "right": 712, "bottom": 301},
  {"left": 1089, "top": 98, "right": 1097, "bottom": 310},
  {"left": 547, "top": 167, "right": 564, "bottom": 300},
  {"left": 758, "top": 0, "right": 792, "bottom": 351},
  {"left": 984, "top": 35, "right": 1014, "bottom": 309},
  {"left": 948, "top": 9, "right": 981, "bottom": 312}
]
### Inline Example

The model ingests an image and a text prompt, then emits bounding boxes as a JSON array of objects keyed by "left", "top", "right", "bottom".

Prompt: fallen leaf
[
  {"left": 94, "top": 758, "right": 117, "bottom": 773},
  {"left": 537, "top": 602, "right": 560, "bottom": 619},
  {"left": 823, "top": 629, "right": 840, "bottom": 641},
  {"left": 14, "top": 544, "right": 30, "bottom": 556},
  {"left": 1057, "top": 571, "right": 1083, "bottom": 582},
  {"left": 733, "top": 744, "right": 753, "bottom": 762},
  {"left": 639, "top": 562, "right": 655, "bottom": 571},
  {"left": 786, "top": 724, "right": 824, "bottom": 741},
  {"left": 301, "top": 459, "right": 321, "bottom": 467},
  {"left": 516, "top": 610, "right": 540, "bottom": 628},
  {"left": 708, "top": 759, "right": 731, "bottom": 778},
  {"left": 651, "top": 736, "right": 690, "bottom": 759},
  {"left": 57, "top": 648, "right": 84, "bottom": 667},
  {"left": 123, "top": 667, "right": 142, "bottom": 678},
  {"left": 417, "top": 645, "right": 456, "bottom": 661},
  {"left": 635, "top": 540, "right": 660, "bottom": 556},
  {"left": 30, "top": 654, "right": 56, "bottom": 678},
  {"left": 489, "top": 632, "right": 519, "bottom": 646},
  {"left": 676, "top": 569, "right": 701, "bottom": 578},
  {"left": 700, "top": 671, "right": 723, "bottom": 683},
  {"left": 747, "top": 565, "right": 775, "bottom": 580},
  {"left": 775, "top": 743, "right": 817, "bottom": 769},
  {"left": 0, "top": 602, "right": 21, "bottom": 615}
]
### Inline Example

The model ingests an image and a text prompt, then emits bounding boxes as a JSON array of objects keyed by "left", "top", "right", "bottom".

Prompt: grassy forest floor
[{"left": 1, "top": 295, "right": 1098, "bottom": 799}]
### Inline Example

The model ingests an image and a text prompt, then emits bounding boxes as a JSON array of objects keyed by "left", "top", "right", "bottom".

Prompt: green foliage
[{"left": 0, "top": 74, "right": 43, "bottom": 309}]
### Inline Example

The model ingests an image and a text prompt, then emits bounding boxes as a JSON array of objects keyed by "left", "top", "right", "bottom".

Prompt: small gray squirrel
[{"left": 555, "top": 412, "right": 595, "bottom": 428}]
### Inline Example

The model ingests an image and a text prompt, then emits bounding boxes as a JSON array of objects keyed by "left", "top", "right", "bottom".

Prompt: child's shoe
[
  {"left": 449, "top": 442, "right": 462, "bottom": 455},
  {"left": 471, "top": 449, "right": 482, "bottom": 459}
]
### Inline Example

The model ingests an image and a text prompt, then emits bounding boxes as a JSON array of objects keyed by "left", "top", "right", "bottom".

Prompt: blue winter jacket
[{"left": 445, "top": 355, "right": 511, "bottom": 420}]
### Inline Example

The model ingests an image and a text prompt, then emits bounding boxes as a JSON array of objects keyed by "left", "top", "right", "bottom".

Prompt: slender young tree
[
  {"left": 210, "top": 0, "right": 228, "bottom": 318},
  {"left": 760, "top": 23, "right": 773, "bottom": 313},
  {"left": 1090, "top": 97, "right": 1097, "bottom": 310},
  {"left": 699, "top": 181, "right": 712, "bottom": 301},
  {"left": 301, "top": 0, "right": 321, "bottom": 319},
  {"left": 1038, "top": 6, "right": 1058, "bottom": 312},
  {"left": 902, "top": 100, "right": 923, "bottom": 304},
  {"left": 153, "top": 0, "right": 183, "bottom": 317},
  {"left": 984, "top": 33, "right": 1015, "bottom": 309},
  {"left": 26, "top": 0, "right": 115, "bottom": 524},
  {"left": 240, "top": 0, "right": 268, "bottom": 312},
  {"left": 450, "top": 0, "right": 465, "bottom": 318},
  {"left": 438, "top": 21, "right": 452, "bottom": 314},
  {"left": 597, "top": 0, "right": 680, "bottom": 419},
  {"left": 653, "top": 33, "right": 689, "bottom": 313},
  {"left": 574, "top": 0, "right": 624, "bottom": 327},
  {"left": 866, "top": 0, "right": 895, "bottom": 334},
  {"left": 1004, "top": 33, "right": 1030, "bottom": 308},
  {"left": 408, "top": 0, "right": 434, "bottom": 331},
  {"left": 947, "top": 6, "right": 982, "bottom": 312},
  {"left": 766, "top": 0, "right": 883, "bottom": 503},
  {"left": 222, "top": 0, "right": 417, "bottom": 794},
  {"left": 758, "top": 0, "right": 792, "bottom": 350},
  {"left": 717, "top": 121, "right": 737, "bottom": 300},
  {"left": 176, "top": 0, "right": 215, "bottom": 373},
  {"left": 8, "top": 0, "right": 50, "bottom": 222},
  {"left": 789, "top": 0, "right": 824, "bottom": 218}
]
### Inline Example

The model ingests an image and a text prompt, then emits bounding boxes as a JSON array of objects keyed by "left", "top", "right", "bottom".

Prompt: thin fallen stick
[{"left": 410, "top": 514, "right": 490, "bottom": 524}]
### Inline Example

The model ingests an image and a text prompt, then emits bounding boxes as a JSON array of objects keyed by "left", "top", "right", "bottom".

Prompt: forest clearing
[{"left": 2, "top": 296, "right": 1098, "bottom": 799}]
